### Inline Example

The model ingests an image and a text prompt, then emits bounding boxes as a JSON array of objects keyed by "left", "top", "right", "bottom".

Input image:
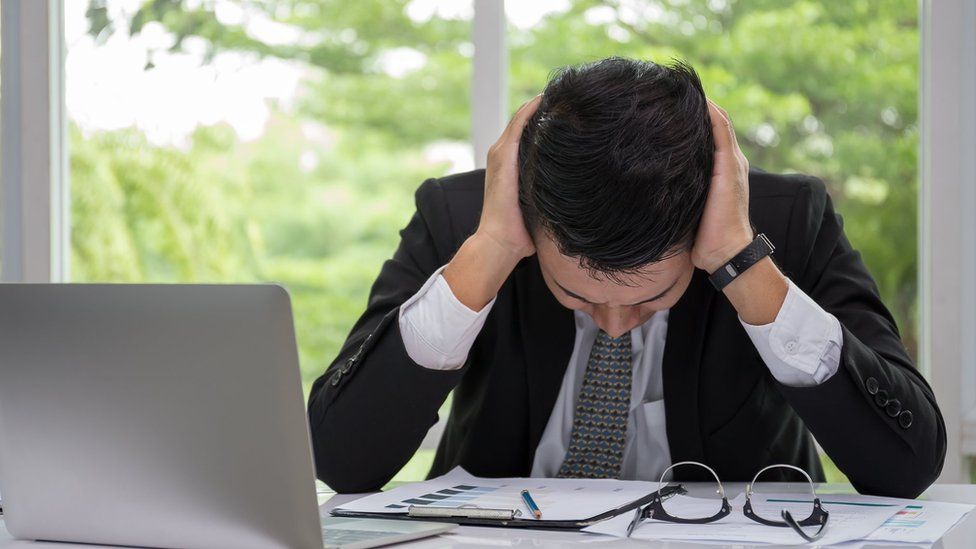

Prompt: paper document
[
  {"left": 585, "top": 492, "right": 902, "bottom": 545},
  {"left": 334, "top": 466, "right": 658, "bottom": 522},
  {"left": 860, "top": 499, "right": 973, "bottom": 543}
]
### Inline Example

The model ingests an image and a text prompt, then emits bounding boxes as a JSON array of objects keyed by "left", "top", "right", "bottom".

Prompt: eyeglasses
[{"left": 626, "top": 461, "right": 830, "bottom": 542}]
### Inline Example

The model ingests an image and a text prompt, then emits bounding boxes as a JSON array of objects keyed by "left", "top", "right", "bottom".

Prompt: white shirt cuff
[
  {"left": 740, "top": 279, "right": 843, "bottom": 387},
  {"left": 397, "top": 265, "right": 496, "bottom": 370}
]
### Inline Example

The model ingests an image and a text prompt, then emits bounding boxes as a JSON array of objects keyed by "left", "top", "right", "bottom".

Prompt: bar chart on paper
[
  {"left": 334, "top": 467, "right": 660, "bottom": 521},
  {"left": 383, "top": 481, "right": 555, "bottom": 512},
  {"left": 863, "top": 500, "right": 975, "bottom": 543},
  {"left": 882, "top": 506, "right": 928, "bottom": 532}
]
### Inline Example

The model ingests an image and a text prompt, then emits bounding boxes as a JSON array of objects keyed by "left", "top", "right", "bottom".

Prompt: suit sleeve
[
  {"left": 774, "top": 177, "right": 947, "bottom": 498},
  {"left": 307, "top": 178, "right": 465, "bottom": 493}
]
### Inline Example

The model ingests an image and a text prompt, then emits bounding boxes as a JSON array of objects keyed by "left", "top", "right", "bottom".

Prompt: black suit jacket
[{"left": 308, "top": 168, "right": 946, "bottom": 498}]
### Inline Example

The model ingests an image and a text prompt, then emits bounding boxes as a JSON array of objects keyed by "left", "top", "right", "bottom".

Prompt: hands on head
[
  {"left": 441, "top": 95, "right": 543, "bottom": 311},
  {"left": 476, "top": 94, "right": 754, "bottom": 275},
  {"left": 690, "top": 99, "right": 755, "bottom": 274},
  {"left": 447, "top": 93, "right": 757, "bottom": 315},
  {"left": 476, "top": 94, "right": 543, "bottom": 261}
]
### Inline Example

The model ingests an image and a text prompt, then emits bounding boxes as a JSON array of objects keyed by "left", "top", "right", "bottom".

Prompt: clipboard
[{"left": 331, "top": 484, "right": 685, "bottom": 530}]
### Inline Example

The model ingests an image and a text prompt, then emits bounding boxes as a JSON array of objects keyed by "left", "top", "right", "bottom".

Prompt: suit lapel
[
  {"left": 663, "top": 269, "right": 716, "bottom": 469},
  {"left": 513, "top": 257, "right": 576, "bottom": 454}
]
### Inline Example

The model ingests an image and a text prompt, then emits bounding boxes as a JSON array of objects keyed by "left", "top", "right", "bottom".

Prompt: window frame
[
  {"left": 472, "top": 0, "right": 508, "bottom": 170},
  {"left": 1, "top": 0, "right": 69, "bottom": 283},
  {"left": 920, "top": 0, "right": 976, "bottom": 482}
]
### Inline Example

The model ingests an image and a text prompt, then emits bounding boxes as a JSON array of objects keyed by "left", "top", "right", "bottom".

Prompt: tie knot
[{"left": 596, "top": 330, "right": 631, "bottom": 347}]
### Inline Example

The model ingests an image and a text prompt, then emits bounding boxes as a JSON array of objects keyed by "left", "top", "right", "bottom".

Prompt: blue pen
[{"left": 520, "top": 489, "right": 542, "bottom": 519}]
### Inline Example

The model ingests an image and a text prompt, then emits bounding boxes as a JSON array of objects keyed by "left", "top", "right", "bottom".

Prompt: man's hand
[
  {"left": 694, "top": 99, "right": 789, "bottom": 325},
  {"left": 691, "top": 100, "right": 756, "bottom": 274},
  {"left": 476, "top": 95, "right": 543, "bottom": 260},
  {"left": 443, "top": 95, "right": 542, "bottom": 311}
]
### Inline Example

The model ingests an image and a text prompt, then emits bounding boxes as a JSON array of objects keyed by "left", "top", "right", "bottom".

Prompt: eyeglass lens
[
  {"left": 748, "top": 464, "right": 819, "bottom": 525},
  {"left": 658, "top": 461, "right": 726, "bottom": 520},
  {"left": 649, "top": 461, "right": 828, "bottom": 542}
]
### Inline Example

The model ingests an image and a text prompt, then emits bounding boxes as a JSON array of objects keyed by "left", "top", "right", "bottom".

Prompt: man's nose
[{"left": 593, "top": 306, "right": 639, "bottom": 338}]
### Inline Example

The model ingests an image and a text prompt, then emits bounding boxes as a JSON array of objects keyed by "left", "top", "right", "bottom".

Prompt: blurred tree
[
  {"left": 70, "top": 113, "right": 445, "bottom": 390},
  {"left": 70, "top": 123, "right": 260, "bottom": 282},
  {"left": 73, "top": 0, "right": 917, "bottom": 485},
  {"left": 81, "top": 0, "right": 919, "bottom": 357}
]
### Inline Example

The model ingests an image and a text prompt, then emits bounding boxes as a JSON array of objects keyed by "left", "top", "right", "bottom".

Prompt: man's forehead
[
  {"left": 537, "top": 235, "right": 673, "bottom": 284},
  {"left": 539, "top": 254, "right": 680, "bottom": 308},
  {"left": 555, "top": 263, "right": 670, "bottom": 292}
]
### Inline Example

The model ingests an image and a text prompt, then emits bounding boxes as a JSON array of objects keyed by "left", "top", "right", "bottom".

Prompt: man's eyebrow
[
  {"left": 554, "top": 281, "right": 595, "bottom": 303},
  {"left": 554, "top": 278, "right": 679, "bottom": 306}
]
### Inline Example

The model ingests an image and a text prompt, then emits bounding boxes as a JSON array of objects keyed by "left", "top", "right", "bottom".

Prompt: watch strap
[{"left": 708, "top": 233, "right": 775, "bottom": 291}]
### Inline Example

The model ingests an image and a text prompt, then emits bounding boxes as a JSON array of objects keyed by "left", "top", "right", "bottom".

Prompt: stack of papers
[{"left": 584, "top": 492, "right": 974, "bottom": 545}]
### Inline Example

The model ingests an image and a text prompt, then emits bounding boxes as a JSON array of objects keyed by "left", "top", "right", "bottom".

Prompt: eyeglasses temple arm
[
  {"left": 782, "top": 509, "right": 828, "bottom": 542},
  {"left": 626, "top": 484, "right": 686, "bottom": 538}
]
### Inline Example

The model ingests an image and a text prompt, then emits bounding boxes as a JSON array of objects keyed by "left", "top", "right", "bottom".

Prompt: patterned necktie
[{"left": 557, "top": 329, "right": 633, "bottom": 479}]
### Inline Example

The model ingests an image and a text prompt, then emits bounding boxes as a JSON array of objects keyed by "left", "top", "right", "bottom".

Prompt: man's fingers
[
  {"left": 706, "top": 98, "right": 736, "bottom": 155},
  {"left": 500, "top": 94, "right": 543, "bottom": 144}
]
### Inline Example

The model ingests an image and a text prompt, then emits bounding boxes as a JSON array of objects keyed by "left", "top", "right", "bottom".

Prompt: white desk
[{"left": 1, "top": 482, "right": 974, "bottom": 548}]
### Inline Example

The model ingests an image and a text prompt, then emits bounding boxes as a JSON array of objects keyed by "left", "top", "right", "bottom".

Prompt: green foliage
[
  {"left": 71, "top": 114, "right": 445, "bottom": 390},
  {"left": 82, "top": 0, "right": 919, "bottom": 353},
  {"left": 70, "top": 124, "right": 259, "bottom": 282},
  {"left": 505, "top": 0, "right": 920, "bottom": 354},
  {"left": 73, "top": 0, "right": 918, "bottom": 480}
]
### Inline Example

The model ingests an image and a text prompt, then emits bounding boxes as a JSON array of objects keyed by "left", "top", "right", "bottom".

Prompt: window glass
[
  {"left": 67, "top": 0, "right": 919, "bottom": 484},
  {"left": 67, "top": 0, "right": 473, "bottom": 481}
]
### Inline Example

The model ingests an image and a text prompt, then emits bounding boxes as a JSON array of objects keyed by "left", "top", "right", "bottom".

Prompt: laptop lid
[{"left": 0, "top": 284, "right": 323, "bottom": 549}]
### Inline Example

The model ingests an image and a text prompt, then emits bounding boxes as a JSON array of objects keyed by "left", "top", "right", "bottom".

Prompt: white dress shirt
[{"left": 397, "top": 265, "right": 843, "bottom": 481}]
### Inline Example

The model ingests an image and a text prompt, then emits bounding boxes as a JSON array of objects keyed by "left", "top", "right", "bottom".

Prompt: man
[{"left": 308, "top": 58, "right": 946, "bottom": 498}]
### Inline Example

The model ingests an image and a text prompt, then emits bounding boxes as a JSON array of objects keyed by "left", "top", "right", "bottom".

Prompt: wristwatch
[{"left": 707, "top": 233, "right": 775, "bottom": 291}]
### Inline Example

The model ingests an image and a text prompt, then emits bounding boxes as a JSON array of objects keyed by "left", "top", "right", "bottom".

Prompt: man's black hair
[{"left": 518, "top": 57, "right": 714, "bottom": 278}]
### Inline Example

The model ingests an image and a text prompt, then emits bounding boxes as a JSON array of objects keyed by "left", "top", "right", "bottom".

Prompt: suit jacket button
[
  {"left": 330, "top": 371, "right": 342, "bottom": 387},
  {"left": 898, "top": 410, "right": 914, "bottom": 429},
  {"left": 885, "top": 399, "right": 901, "bottom": 417},
  {"left": 874, "top": 389, "right": 888, "bottom": 407},
  {"left": 865, "top": 377, "right": 879, "bottom": 395},
  {"left": 340, "top": 359, "right": 354, "bottom": 374}
]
